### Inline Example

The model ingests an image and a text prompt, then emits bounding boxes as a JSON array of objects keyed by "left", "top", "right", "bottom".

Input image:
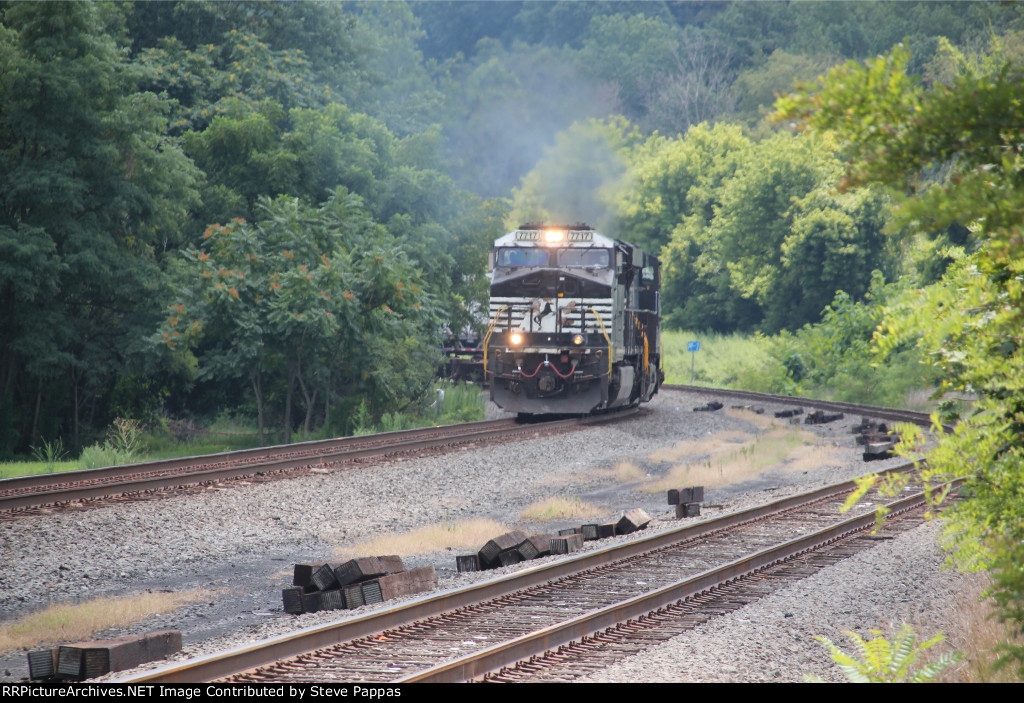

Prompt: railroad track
[
  {"left": 114, "top": 464, "right": 943, "bottom": 684},
  {"left": 3, "top": 386, "right": 935, "bottom": 517},
  {"left": 0, "top": 413, "right": 633, "bottom": 516},
  {"left": 662, "top": 384, "right": 947, "bottom": 431}
]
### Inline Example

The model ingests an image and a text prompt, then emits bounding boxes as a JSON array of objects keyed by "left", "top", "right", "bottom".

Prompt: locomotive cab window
[
  {"left": 639, "top": 265, "right": 659, "bottom": 311},
  {"left": 557, "top": 248, "right": 610, "bottom": 269},
  {"left": 496, "top": 248, "right": 550, "bottom": 268}
]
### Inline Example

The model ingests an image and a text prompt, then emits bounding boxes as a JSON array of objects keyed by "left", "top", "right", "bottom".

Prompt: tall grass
[
  {"left": 353, "top": 383, "right": 486, "bottom": 435},
  {"left": 339, "top": 517, "right": 508, "bottom": 558},
  {"left": 0, "top": 590, "right": 207, "bottom": 653},
  {"left": 661, "top": 328, "right": 935, "bottom": 409},
  {"left": 643, "top": 424, "right": 841, "bottom": 492},
  {"left": 662, "top": 329, "right": 779, "bottom": 391},
  {"left": 520, "top": 496, "right": 602, "bottom": 521}
]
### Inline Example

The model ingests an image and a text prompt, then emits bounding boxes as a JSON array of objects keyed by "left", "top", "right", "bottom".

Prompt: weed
[
  {"left": 520, "top": 496, "right": 602, "bottom": 521},
  {"left": 30, "top": 438, "right": 68, "bottom": 473},
  {"left": 0, "top": 590, "right": 207, "bottom": 654},
  {"left": 807, "top": 624, "right": 961, "bottom": 683},
  {"left": 340, "top": 518, "right": 508, "bottom": 558}
]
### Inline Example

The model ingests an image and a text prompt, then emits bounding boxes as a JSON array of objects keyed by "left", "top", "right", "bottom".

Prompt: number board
[
  {"left": 566, "top": 230, "right": 593, "bottom": 242},
  {"left": 514, "top": 230, "right": 594, "bottom": 242},
  {"left": 687, "top": 341, "right": 701, "bottom": 352},
  {"left": 515, "top": 230, "right": 540, "bottom": 241}
]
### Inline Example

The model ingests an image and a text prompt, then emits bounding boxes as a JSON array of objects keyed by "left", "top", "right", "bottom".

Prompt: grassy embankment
[
  {"left": 661, "top": 329, "right": 936, "bottom": 411},
  {"left": 0, "top": 383, "right": 486, "bottom": 480}
]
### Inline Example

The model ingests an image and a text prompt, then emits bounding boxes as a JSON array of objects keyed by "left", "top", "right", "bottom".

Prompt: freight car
[{"left": 484, "top": 223, "right": 662, "bottom": 415}]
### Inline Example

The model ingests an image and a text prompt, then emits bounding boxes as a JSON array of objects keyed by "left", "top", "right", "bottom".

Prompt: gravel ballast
[{"left": 0, "top": 388, "right": 976, "bottom": 682}]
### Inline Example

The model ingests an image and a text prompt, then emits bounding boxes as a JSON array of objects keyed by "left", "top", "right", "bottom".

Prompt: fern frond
[{"left": 810, "top": 625, "right": 961, "bottom": 683}]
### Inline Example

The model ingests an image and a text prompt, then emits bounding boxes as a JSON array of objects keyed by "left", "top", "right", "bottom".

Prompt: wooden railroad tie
[
  {"left": 283, "top": 555, "right": 415, "bottom": 614},
  {"left": 549, "top": 533, "right": 583, "bottom": 554},
  {"left": 616, "top": 508, "right": 652, "bottom": 535},
  {"left": 477, "top": 530, "right": 529, "bottom": 569},
  {"left": 851, "top": 416, "right": 900, "bottom": 461},
  {"left": 668, "top": 486, "right": 705, "bottom": 519},
  {"left": 693, "top": 401, "right": 724, "bottom": 412},
  {"left": 516, "top": 533, "right": 553, "bottom": 560},
  {"left": 805, "top": 410, "right": 844, "bottom": 425},
  {"left": 29, "top": 630, "right": 182, "bottom": 682}
]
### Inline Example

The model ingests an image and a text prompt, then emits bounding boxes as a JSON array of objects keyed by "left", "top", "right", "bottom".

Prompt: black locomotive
[{"left": 484, "top": 223, "right": 662, "bottom": 415}]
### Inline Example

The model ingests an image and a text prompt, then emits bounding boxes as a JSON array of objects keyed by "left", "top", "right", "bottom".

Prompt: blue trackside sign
[{"left": 687, "top": 341, "right": 700, "bottom": 352}]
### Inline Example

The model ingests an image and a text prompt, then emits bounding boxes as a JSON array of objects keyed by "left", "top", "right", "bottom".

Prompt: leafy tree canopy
[
  {"left": 776, "top": 36, "right": 1024, "bottom": 674},
  {"left": 0, "top": 1, "right": 200, "bottom": 453}
]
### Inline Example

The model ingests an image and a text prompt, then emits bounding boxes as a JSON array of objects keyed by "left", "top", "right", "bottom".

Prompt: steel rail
[
  {"left": 397, "top": 486, "right": 937, "bottom": 682},
  {"left": 2, "top": 418, "right": 514, "bottom": 492},
  {"left": 113, "top": 462, "right": 916, "bottom": 684},
  {"left": 3, "top": 414, "right": 630, "bottom": 513},
  {"left": 661, "top": 383, "right": 948, "bottom": 431}
]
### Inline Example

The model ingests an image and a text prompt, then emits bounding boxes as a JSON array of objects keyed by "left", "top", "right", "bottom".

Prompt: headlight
[
  {"left": 509, "top": 332, "right": 523, "bottom": 345},
  {"left": 544, "top": 230, "right": 565, "bottom": 244},
  {"left": 572, "top": 334, "right": 584, "bottom": 346}
]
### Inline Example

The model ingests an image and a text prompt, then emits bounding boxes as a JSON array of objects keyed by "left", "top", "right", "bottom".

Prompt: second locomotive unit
[{"left": 484, "top": 223, "right": 662, "bottom": 415}]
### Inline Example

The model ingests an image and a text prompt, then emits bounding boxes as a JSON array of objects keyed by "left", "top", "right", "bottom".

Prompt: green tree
[
  {"left": 776, "top": 38, "right": 1024, "bottom": 674},
  {"left": 0, "top": 1, "right": 200, "bottom": 454},
  {"left": 615, "top": 122, "right": 750, "bottom": 256},
  {"left": 575, "top": 13, "right": 683, "bottom": 121},
  {"left": 160, "top": 191, "right": 442, "bottom": 442}
]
